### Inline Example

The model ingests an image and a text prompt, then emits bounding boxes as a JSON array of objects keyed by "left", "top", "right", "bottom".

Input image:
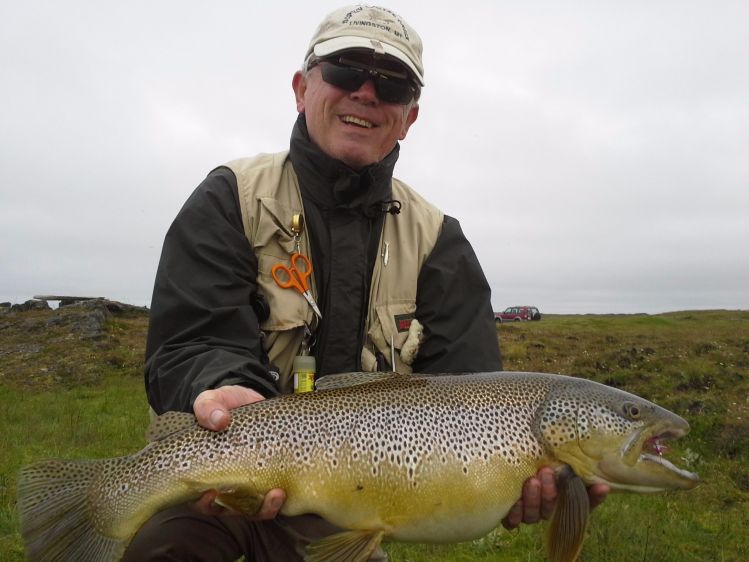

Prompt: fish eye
[{"left": 623, "top": 403, "right": 641, "bottom": 419}]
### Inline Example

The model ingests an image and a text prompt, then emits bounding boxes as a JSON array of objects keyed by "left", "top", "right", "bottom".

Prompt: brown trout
[{"left": 17, "top": 371, "right": 699, "bottom": 561}]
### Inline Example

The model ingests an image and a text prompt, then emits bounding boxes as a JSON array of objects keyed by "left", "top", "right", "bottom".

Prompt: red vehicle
[{"left": 494, "top": 306, "right": 541, "bottom": 324}]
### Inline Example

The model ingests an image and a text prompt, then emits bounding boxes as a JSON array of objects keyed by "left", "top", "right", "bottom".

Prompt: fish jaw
[
  {"left": 555, "top": 417, "right": 700, "bottom": 493},
  {"left": 594, "top": 421, "right": 700, "bottom": 492}
]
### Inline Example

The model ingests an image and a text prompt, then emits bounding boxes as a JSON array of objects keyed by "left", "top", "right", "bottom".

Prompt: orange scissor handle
[
  {"left": 271, "top": 253, "right": 313, "bottom": 293},
  {"left": 290, "top": 253, "right": 313, "bottom": 281}
]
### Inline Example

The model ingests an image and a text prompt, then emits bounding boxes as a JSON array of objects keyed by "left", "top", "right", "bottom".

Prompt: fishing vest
[{"left": 225, "top": 151, "right": 443, "bottom": 393}]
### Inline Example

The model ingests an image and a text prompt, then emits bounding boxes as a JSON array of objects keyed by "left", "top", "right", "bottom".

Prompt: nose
[{"left": 350, "top": 78, "right": 378, "bottom": 104}]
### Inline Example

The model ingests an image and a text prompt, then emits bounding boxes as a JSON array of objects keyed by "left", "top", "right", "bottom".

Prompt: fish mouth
[
  {"left": 597, "top": 423, "right": 700, "bottom": 492},
  {"left": 638, "top": 432, "right": 699, "bottom": 484}
]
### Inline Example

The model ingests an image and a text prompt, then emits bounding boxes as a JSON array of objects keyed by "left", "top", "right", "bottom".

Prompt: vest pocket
[
  {"left": 254, "top": 197, "right": 314, "bottom": 332},
  {"left": 367, "top": 300, "right": 417, "bottom": 371},
  {"left": 257, "top": 252, "right": 312, "bottom": 331},
  {"left": 257, "top": 251, "right": 312, "bottom": 392}
]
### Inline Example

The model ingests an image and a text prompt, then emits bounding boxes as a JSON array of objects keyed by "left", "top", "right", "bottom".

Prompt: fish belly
[{"left": 279, "top": 455, "right": 534, "bottom": 544}]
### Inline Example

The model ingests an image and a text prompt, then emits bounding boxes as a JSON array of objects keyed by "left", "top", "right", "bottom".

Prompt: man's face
[{"left": 292, "top": 53, "right": 419, "bottom": 170}]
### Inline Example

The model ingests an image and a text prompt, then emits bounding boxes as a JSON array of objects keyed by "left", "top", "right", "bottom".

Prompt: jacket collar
[{"left": 289, "top": 114, "right": 399, "bottom": 215}]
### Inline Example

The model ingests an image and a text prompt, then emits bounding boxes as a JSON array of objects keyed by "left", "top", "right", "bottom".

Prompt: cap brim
[{"left": 312, "top": 37, "right": 424, "bottom": 86}]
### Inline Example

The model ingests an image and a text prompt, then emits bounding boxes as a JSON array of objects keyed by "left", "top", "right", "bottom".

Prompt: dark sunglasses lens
[
  {"left": 320, "top": 64, "right": 367, "bottom": 92},
  {"left": 320, "top": 62, "right": 415, "bottom": 104},
  {"left": 375, "top": 77, "right": 414, "bottom": 104}
]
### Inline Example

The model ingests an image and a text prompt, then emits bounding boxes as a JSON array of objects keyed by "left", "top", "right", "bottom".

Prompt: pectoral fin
[
  {"left": 546, "top": 465, "right": 590, "bottom": 562},
  {"left": 213, "top": 488, "right": 265, "bottom": 516},
  {"left": 305, "top": 529, "right": 385, "bottom": 562},
  {"left": 182, "top": 478, "right": 265, "bottom": 517}
]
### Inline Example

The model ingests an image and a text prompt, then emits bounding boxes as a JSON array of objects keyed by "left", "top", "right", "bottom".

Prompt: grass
[
  {"left": 1, "top": 309, "right": 747, "bottom": 561},
  {"left": 0, "top": 308, "right": 150, "bottom": 560}
]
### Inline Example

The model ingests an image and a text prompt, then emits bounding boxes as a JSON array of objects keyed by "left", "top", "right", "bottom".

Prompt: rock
[
  {"left": 10, "top": 299, "right": 50, "bottom": 312},
  {"left": 60, "top": 298, "right": 148, "bottom": 315},
  {"left": 45, "top": 303, "right": 110, "bottom": 340},
  {"left": 70, "top": 308, "right": 109, "bottom": 339}
]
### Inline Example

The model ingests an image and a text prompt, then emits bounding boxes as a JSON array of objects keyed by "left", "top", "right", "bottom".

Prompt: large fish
[{"left": 17, "top": 371, "right": 699, "bottom": 562}]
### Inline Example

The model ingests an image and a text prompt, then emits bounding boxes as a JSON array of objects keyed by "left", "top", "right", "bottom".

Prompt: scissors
[{"left": 271, "top": 253, "right": 323, "bottom": 319}]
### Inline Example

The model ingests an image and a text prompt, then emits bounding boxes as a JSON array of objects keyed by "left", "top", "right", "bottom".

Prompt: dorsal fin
[
  {"left": 314, "top": 371, "right": 405, "bottom": 391},
  {"left": 145, "top": 411, "right": 197, "bottom": 442}
]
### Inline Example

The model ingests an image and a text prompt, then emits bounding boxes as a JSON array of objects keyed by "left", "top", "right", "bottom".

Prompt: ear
[
  {"left": 292, "top": 71, "right": 306, "bottom": 113},
  {"left": 399, "top": 103, "right": 419, "bottom": 140}
]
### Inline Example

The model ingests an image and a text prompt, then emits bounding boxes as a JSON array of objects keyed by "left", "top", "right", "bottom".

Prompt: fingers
[
  {"left": 193, "top": 386, "right": 266, "bottom": 431},
  {"left": 502, "top": 467, "right": 558, "bottom": 530},
  {"left": 502, "top": 468, "right": 610, "bottom": 531},
  {"left": 588, "top": 483, "right": 610, "bottom": 510},
  {"left": 520, "top": 476, "right": 543, "bottom": 524},
  {"left": 538, "top": 467, "right": 558, "bottom": 519},
  {"left": 253, "top": 489, "right": 286, "bottom": 520},
  {"left": 502, "top": 476, "right": 541, "bottom": 530},
  {"left": 502, "top": 499, "right": 524, "bottom": 530}
]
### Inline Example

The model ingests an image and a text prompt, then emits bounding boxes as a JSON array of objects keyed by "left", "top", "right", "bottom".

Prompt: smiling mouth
[{"left": 341, "top": 115, "right": 374, "bottom": 128}]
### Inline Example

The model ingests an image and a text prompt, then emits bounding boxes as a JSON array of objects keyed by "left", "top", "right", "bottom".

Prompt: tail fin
[{"left": 17, "top": 459, "right": 126, "bottom": 562}]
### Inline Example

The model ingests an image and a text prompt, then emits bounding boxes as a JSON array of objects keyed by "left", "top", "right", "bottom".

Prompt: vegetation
[
  {"left": 0, "top": 308, "right": 747, "bottom": 560},
  {"left": 389, "top": 310, "right": 749, "bottom": 561}
]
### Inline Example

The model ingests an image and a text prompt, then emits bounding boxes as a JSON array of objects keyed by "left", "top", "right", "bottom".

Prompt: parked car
[{"left": 494, "top": 306, "right": 542, "bottom": 325}]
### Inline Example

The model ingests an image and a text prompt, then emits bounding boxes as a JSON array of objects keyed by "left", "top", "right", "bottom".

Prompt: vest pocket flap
[
  {"left": 373, "top": 301, "right": 417, "bottom": 351},
  {"left": 254, "top": 197, "right": 301, "bottom": 252},
  {"left": 257, "top": 252, "right": 312, "bottom": 331}
]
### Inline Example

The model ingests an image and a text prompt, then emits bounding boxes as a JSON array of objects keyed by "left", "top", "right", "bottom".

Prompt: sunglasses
[{"left": 313, "top": 56, "right": 420, "bottom": 105}]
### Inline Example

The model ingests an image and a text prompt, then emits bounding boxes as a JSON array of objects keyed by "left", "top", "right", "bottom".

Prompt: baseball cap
[{"left": 304, "top": 5, "right": 424, "bottom": 86}]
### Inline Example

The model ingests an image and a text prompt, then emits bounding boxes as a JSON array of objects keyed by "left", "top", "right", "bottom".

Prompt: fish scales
[
  {"left": 254, "top": 373, "right": 550, "bottom": 540},
  {"left": 101, "top": 374, "right": 549, "bottom": 541},
  {"left": 17, "top": 371, "right": 700, "bottom": 562}
]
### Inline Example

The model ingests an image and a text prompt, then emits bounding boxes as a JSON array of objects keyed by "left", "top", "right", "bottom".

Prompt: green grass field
[{"left": 1, "top": 309, "right": 747, "bottom": 561}]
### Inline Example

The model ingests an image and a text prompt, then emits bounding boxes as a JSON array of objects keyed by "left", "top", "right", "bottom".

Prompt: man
[{"left": 126, "top": 5, "right": 607, "bottom": 560}]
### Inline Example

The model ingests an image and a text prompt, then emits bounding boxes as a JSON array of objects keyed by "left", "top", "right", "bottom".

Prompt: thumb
[{"left": 194, "top": 386, "right": 266, "bottom": 431}]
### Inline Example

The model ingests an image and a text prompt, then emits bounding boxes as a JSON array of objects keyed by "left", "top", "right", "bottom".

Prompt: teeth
[
  {"left": 645, "top": 436, "right": 670, "bottom": 457},
  {"left": 341, "top": 115, "right": 373, "bottom": 128}
]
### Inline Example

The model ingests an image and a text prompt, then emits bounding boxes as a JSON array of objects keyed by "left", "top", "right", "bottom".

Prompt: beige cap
[{"left": 305, "top": 5, "right": 424, "bottom": 86}]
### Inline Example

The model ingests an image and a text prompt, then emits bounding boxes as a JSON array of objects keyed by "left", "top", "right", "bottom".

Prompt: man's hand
[
  {"left": 502, "top": 467, "right": 610, "bottom": 529},
  {"left": 193, "top": 385, "right": 266, "bottom": 431},
  {"left": 191, "top": 385, "right": 286, "bottom": 520}
]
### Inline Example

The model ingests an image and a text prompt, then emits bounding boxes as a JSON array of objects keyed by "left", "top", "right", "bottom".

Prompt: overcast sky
[{"left": 1, "top": 1, "right": 747, "bottom": 314}]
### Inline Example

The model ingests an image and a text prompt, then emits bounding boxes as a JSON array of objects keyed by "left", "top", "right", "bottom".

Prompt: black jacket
[{"left": 145, "top": 116, "right": 502, "bottom": 414}]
